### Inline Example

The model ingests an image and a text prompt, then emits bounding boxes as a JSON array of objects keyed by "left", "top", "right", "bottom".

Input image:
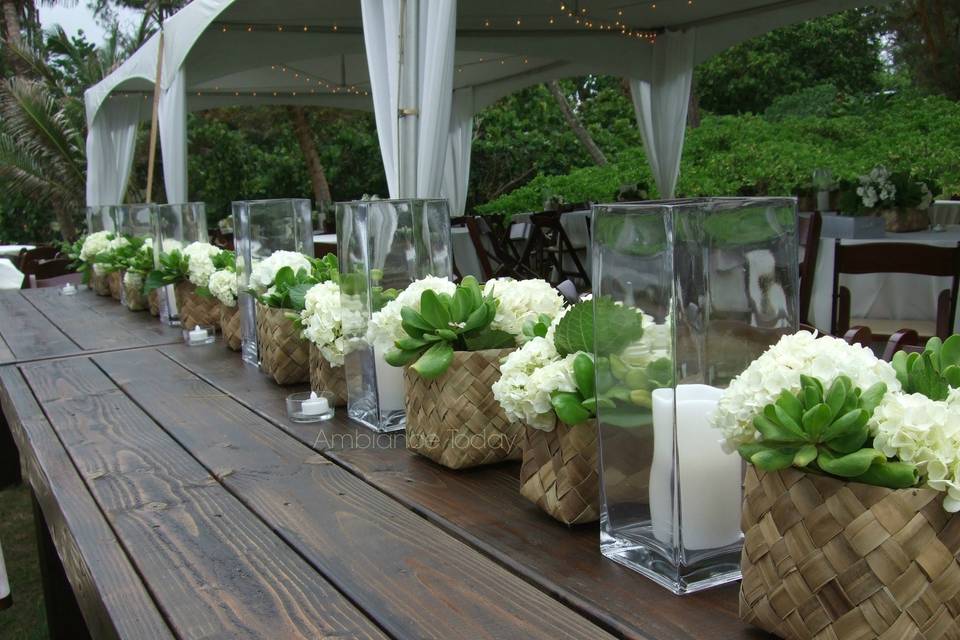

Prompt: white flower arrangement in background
[
  {"left": 182, "top": 242, "right": 222, "bottom": 288},
  {"left": 856, "top": 165, "right": 896, "bottom": 209},
  {"left": 483, "top": 278, "right": 565, "bottom": 344},
  {"left": 122, "top": 271, "right": 143, "bottom": 288},
  {"left": 299, "top": 281, "right": 365, "bottom": 367},
  {"left": 366, "top": 275, "right": 457, "bottom": 352},
  {"left": 80, "top": 231, "right": 112, "bottom": 262},
  {"left": 249, "top": 250, "right": 312, "bottom": 291},
  {"left": 208, "top": 269, "right": 238, "bottom": 307},
  {"left": 492, "top": 337, "right": 577, "bottom": 431}
]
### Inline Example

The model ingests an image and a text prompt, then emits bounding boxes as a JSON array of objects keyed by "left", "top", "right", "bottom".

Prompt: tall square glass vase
[
  {"left": 593, "top": 197, "right": 799, "bottom": 594},
  {"left": 233, "top": 199, "right": 314, "bottom": 367},
  {"left": 86, "top": 205, "right": 121, "bottom": 234},
  {"left": 153, "top": 203, "right": 208, "bottom": 326},
  {"left": 336, "top": 199, "right": 452, "bottom": 433}
]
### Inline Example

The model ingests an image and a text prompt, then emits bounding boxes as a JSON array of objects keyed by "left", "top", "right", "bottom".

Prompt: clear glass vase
[
  {"left": 593, "top": 197, "right": 799, "bottom": 594},
  {"left": 233, "top": 199, "right": 314, "bottom": 366},
  {"left": 336, "top": 199, "right": 452, "bottom": 432},
  {"left": 86, "top": 205, "right": 121, "bottom": 234},
  {"left": 152, "top": 203, "right": 209, "bottom": 326}
]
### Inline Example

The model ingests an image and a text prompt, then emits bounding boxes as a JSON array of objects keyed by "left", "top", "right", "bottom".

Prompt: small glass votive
[
  {"left": 183, "top": 325, "right": 216, "bottom": 346},
  {"left": 286, "top": 391, "right": 335, "bottom": 423},
  {"left": 60, "top": 283, "right": 78, "bottom": 296}
]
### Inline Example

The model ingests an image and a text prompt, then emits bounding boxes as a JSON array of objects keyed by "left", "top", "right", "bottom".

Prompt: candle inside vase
[
  {"left": 649, "top": 384, "right": 742, "bottom": 551},
  {"left": 188, "top": 326, "right": 208, "bottom": 344},
  {"left": 300, "top": 391, "right": 330, "bottom": 416},
  {"left": 374, "top": 346, "right": 405, "bottom": 411}
]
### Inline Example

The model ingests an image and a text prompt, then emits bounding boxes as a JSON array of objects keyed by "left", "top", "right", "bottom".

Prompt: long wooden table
[{"left": 0, "top": 288, "right": 767, "bottom": 640}]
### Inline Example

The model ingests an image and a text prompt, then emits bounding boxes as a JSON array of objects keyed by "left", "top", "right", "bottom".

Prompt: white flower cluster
[
  {"left": 492, "top": 337, "right": 577, "bottom": 431},
  {"left": 857, "top": 165, "right": 896, "bottom": 209},
  {"left": 366, "top": 276, "right": 456, "bottom": 352},
  {"left": 80, "top": 231, "right": 112, "bottom": 261},
  {"left": 105, "top": 234, "right": 130, "bottom": 252},
  {"left": 300, "top": 281, "right": 362, "bottom": 367},
  {"left": 208, "top": 269, "right": 238, "bottom": 307},
  {"left": 122, "top": 271, "right": 143, "bottom": 288},
  {"left": 872, "top": 390, "right": 960, "bottom": 511},
  {"left": 182, "top": 242, "right": 222, "bottom": 288},
  {"left": 712, "top": 331, "right": 900, "bottom": 452},
  {"left": 249, "top": 250, "right": 312, "bottom": 291},
  {"left": 483, "top": 278, "right": 565, "bottom": 344}
]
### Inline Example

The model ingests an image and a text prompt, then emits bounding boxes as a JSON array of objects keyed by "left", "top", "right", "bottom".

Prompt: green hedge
[{"left": 477, "top": 92, "right": 960, "bottom": 216}]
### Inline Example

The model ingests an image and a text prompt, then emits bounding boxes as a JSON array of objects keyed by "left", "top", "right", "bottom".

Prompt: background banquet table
[{"left": 809, "top": 227, "right": 960, "bottom": 335}]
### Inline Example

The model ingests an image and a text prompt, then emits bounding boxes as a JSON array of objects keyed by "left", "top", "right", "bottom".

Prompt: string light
[{"left": 552, "top": 3, "right": 658, "bottom": 42}]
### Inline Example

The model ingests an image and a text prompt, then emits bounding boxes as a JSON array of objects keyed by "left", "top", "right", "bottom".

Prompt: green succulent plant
[
  {"left": 94, "top": 235, "right": 144, "bottom": 274},
  {"left": 259, "top": 254, "right": 339, "bottom": 310},
  {"left": 144, "top": 248, "right": 189, "bottom": 292},
  {"left": 385, "top": 276, "right": 515, "bottom": 380},
  {"left": 892, "top": 335, "right": 960, "bottom": 401},
  {"left": 738, "top": 375, "right": 918, "bottom": 490}
]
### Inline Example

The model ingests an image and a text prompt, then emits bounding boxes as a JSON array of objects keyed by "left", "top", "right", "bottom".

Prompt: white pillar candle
[
  {"left": 300, "top": 391, "right": 330, "bottom": 415},
  {"left": 374, "top": 346, "right": 405, "bottom": 412},
  {"left": 650, "top": 384, "right": 742, "bottom": 551},
  {"left": 188, "top": 326, "right": 208, "bottom": 343}
]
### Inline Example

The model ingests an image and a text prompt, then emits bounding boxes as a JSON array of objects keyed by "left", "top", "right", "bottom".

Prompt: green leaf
[
  {"left": 410, "top": 342, "right": 454, "bottom": 380},
  {"left": 777, "top": 390, "right": 804, "bottom": 426},
  {"left": 401, "top": 321, "right": 426, "bottom": 340},
  {"left": 462, "top": 302, "right": 492, "bottom": 333},
  {"left": 143, "top": 270, "right": 166, "bottom": 293},
  {"left": 816, "top": 448, "right": 885, "bottom": 478},
  {"left": 924, "top": 336, "right": 943, "bottom": 361},
  {"left": 450, "top": 287, "right": 474, "bottom": 323},
  {"left": 462, "top": 329, "right": 515, "bottom": 351},
  {"left": 851, "top": 461, "right": 919, "bottom": 489},
  {"left": 750, "top": 446, "right": 799, "bottom": 472},
  {"left": 793, "top": 444, "right": 818, "bottom": 467},
  {"left": 551, "top": 391, "right": 593, "bottom": 426},
  {"left": 195, "top": 286, "right": 212, "bottom": 298},
  {"left": 573, "top": 353, "right": 595, "bottom": 399},
  {"left": 858, "top": 382, "right": 887, "bottom": 415},
  {"left": 824, "top": 378, "right": 847, "bottom": 418},
  {"left": 774, "top": 404, "right": 804, "bottom": 437},
  {"left": 910, "top": 352, "right": 949, "bottom": 401},
  {"left": 553, "top": 297, "right": 644, "bottom": 357},
  {"left": 401, "top": 306, "right": 434, "bottom": 333},
  {"left": 800, "top": 375, "right": 823, "bottom": 399},
  {"left": 287, "top": 283, "right": 312, "bottom": 311},
  {"left": 435, "top": 329, "right": 458, "bottom": 342},
  {"left": 944, "top": 365, "right": 960, "bottom": 388},
  {"left": 385, "top": 347, "right": 424, "bottom": 367},
  {"left": 891, "top": 351, "right": 911, "bottom": 389},
  {"left": 396, "top": 337, "right": 428, "bottom": 351},
  {"left": 462, "top": 276, "right": 483, "bottom": 309},
  {"left": 274, "top": 266, "right": 296, "bottom": 289},
  {"left": 940, "top": 335, "right": 960, "bottom": 370},
  {"left": 418, "top": 290, "right": 451, "bottom": 330},
  {"left": 801, "top": 404, "right": 832, "bottom": 441},
  {"left": 754, "top": 414, "right": 804, "bottom": 443}
]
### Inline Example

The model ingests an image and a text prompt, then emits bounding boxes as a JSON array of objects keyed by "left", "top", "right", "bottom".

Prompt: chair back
[
  {"left": 798, "top": 212, "right": 822, "bottom": 325},
  {"left": 831, "top": 240, "right": 960, "bottom": 339},
  {"left": 26, "top": 258, "right": 75, "bottom": 288},
  {"left": 514, "top": 211, "right": 591, "bottom": 288},
  {"left": 17, "top": 246, "right": 59, "bottom": 271}
]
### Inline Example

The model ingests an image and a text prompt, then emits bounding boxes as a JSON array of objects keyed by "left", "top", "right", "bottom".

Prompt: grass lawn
[{"left": 0, "top": 484, "right": 48, "bottom": 640}]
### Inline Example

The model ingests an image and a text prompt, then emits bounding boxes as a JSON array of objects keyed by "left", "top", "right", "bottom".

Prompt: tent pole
[
  {"left": 398, "top": 0, "right": 419, "bottom": 198},
  {"left": 145, "top": 30, "right": 165, "bottom": 203}
]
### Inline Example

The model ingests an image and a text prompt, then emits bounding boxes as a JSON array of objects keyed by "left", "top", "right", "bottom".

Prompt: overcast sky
[{"left": 38, "top": 4, "right": 141, "bottom": 45}]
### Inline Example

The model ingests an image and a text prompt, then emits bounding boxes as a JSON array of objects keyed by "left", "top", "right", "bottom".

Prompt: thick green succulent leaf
[
  {"left": 816, "top": 448, "right": 885, "bottom": 478},
  {"left": 436, "top": 329, "right": 458, "bottom": 341},
  {"left": 737, "top": 442, "right": 767, "bottom": 461},
  {"left": 750, "top": 446, "right": 799, "bottom": 472},
  {"left": 777, "top": 390, "right": 804, "bottom": 426},
  {"left": 396, "top": 337, "right": 428, "bottom": 351},
  {"left": 462, "top": 301, "right": 492, "bottom": 333},
  {"left": 801, "top": 404, "right": 832, "bottom": 441},
  {"left": 287, "top": 283, "right": 312, "bottom": 311},
  {"left": 450, "top": 287, "right": 474, "bottom": 323},
  {"left": 925, "top": 336, "right": 943, "bottom": 360},
  {"left": 774, "top": 405, "right": 804, "bottom": 437},
  {"left": 824, "top": 378, "right": 847, "bottom": 419},
  {"left": 419, "top": 290, "right": 451, "bottom": 330},
  {"left": 940, "top": 335, "right": 960, "bottom": 370},
  {"left": 851, "top": 461, "right": 919, "bottom": 489},
  {"left": 891, "top": 351, "right": 911, "bottom": 389},
  {"left": 944, "top": 365, "right": 960, "bottom": 388},
  {"left": 800, "top": 375, "right": 823, "bottom": 399},
  {"left": 462, "top": 276, "right": 483, "bottom": 309},
  {"left": 400, "top": 306, "right": 433, "bottom": 332},
  {"left": 910, "top": 352, "right": 949, "bottom": 401},
  {"left": 385, "top": 347, "right": 424, "bottom": 367},
  {"left": 858, "top": 382, "right": 887, "bottom": 415},
  {"left": 401, "top": 321, "right": 426, "bottom": 339},
  {"left": 410, "top": 342, "right": 455, "bottom": 380},
  {"left": 551, "top": 391, "right": 593, "bottom": 426},
  {"left": 462, "top": 329, "right": 515, "bottom": 351},
  {"left": 573, "top": 353, "right": 595, "bottom": 399},
  {"left": 754, "top": 415, "right": 804, "bottom": 443},
  {"left": 793, "top": 444, "right": 819, "bottom": 467}
]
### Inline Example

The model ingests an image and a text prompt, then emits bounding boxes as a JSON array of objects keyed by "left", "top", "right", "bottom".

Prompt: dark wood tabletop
[{"left": 0, "top": 288, "right": 768, "bottom": 640}]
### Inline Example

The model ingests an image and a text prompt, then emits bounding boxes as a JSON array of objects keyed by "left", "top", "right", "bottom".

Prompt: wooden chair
[
  {"left": 798, "top": 212, "right": 822, "bottom": 326},
  {"left": 512, "top": 211, "right": 591, "bottom": 288},
  {"left": 25, "top": 258, "right": 75, "bottom": 288},
  {"left": 451, "top": 216, "right": 494, "bottom": 282},
  {"left": 831, "top": 240, "right": 960, "bottom": 341},
  {"left": 17, "top": 246, "right": 59, "bottom": 271},
  {"left": 556, "top": 279, "right": 580, "bottom": 305},
  {"left": 313, "top": 241, "right": 337, "bottom": 257},
  {"left": 882, "top": 328, "right": 924, "bottom": 361},
  {"left": 470, "top": 215, "right": 532, "bottom": 280}
]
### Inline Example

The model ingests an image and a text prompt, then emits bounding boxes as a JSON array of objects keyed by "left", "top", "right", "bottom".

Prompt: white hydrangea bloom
[
  {"left": 161, "top": 238, "right": 183, "bottom": 254},
  {"left": 492, "top": 337, "right": 577, "bottom": 431},
  {"left": 105, "top": 235, "right": 130, "bottom": 252},
  {"left": 80, "top": 231, "right": 112, "bottom": 261},
  {"left": 712, "top": 331, "right": 900, "bottom": 452},
  {"left": 366, "top": 275, "right": 457, "bottom": 352},
  {"left": 208, "top": 269, "right": 238, "bottom": 307},
  {"left": 872, "top": 391, "right": 960, "bottom": 511},
  {"left": 483, "top": 278, "right": 565, "bottom": 343},
  {"left": 122, "top": 271, "right": 143, "bottom": 288},
  {"left": 300, "top": 281, "right": 348, "bottom": 366},
  {"left": 182, "top": 242, "right": 222, "bottom": 288},
  {"left": 249, "top": 250, "right": 312, "bottom": 291}
]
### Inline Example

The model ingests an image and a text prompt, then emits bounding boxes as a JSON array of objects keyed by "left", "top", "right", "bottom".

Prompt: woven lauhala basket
[
  {"left": 520, "top": 419, "right": 600, "bottom": 525},
  {"left": 175, "top": 281, "right": 221, "bottom": 331},
  {"left": 740, "top": 465, "right": 960, "bottom": 640},
  {"left": 403, "top": 348, "right": 522, "bottom": 470},
  {"left": 309, "top": 344, "right": 347, "bottom": 406},
  {"left": 107, "top": 270, "right": 122, "bottom": 300},
  {"left": 90, "top": 270, "right": 111, "bottom": 296},
  {"left": 255, "top": 302, "right": 310, "bottom": 385},
  {"left": 123, "top": 279, "right": 147, "bottom": 312},
  {"left": 147, "top": 288, "right": 160, "bottom": 316},
  {"left": 220, "top": 304, "right": 242, "bottom": 351}
]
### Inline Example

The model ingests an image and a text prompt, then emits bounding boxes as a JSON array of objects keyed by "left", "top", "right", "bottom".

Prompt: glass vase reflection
[
  {"left": 593, "top": 197, "right": 799, "bottom": 594},
  {"left": 336, "top": 199, "right": 451, "bottom": 433},
  {"left": 152, "top": 203, "right": 208, "bottom": 326},
  {"left": 233, "top": 199, "right": 314, "bottom": 366}
]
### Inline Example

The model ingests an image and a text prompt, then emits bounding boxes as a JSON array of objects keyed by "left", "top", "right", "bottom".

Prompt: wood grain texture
[
  {"left": 0, "top": 332, "right": 14, "bottom": 364},
  {"left": 19, "top": 357, "right": 389, "bottom": 640},
  {"left": 96, "top": 348, "right": 617, "bottom": 640},
  {"left": 0, "top": 291, "right": 79, "bottom": 361},
  {"left": 21, "top": 287, "right": 181, "bottom": 351},
  {"left": 0, "top": 365, "right": 174, "bottom": 640}
]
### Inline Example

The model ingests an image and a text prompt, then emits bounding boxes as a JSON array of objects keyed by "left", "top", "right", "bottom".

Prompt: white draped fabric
[
  {"left": 85, "top": 97, "right": 141, "bottom": 206},
  {"left": 442, "top": 87, "right": 474, "bottom": 215},
  {"left": 629, "top": 29, "right": 696, "bottom": 199},
  {"left": 362, "top": 0, "right": 457, "bottom": 200},
  {"left": 159, "top": 67, "right": 189, "bottom": 203}
]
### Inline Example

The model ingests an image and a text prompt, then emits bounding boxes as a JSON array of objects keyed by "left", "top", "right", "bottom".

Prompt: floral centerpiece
[
  {"left": 725, "top": 331, "right": 960, "bottom": 640},
  {"left": 77, "top": 231, "right": 115, "bottom": 295},
  {"left": 206, "top": 252, "right": 240, "bottom": 350},
  {"left": 116, "top": 240, "right": 155, "bottom": 312},
  {"left": 251, "top": 252, "right": 338, "bottom": 385},
  {"left": 146, "top": 241, "right": 222, "bottom": 330},
  {"left": 837, "top": 165, "right": 938, "bottom": 232},
  {"left": 91, "top": 234, "right": 133, "bottom": 300},
  {"left": 377, "top": 276, "right": 564, "bottom": 470}
]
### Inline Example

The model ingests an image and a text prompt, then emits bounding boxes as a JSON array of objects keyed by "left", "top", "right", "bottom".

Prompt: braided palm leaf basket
[
  {"left": 520, "top": 419, "right": 600, "bottom": 525},
  {"left": 175, "top": 281, "right": 221, "bottom": 331},
  {"left": 309, "top": 344, "right": 347, "bottom": 406},
  {"left": 255, "top": 302, "right": 310, "bottom": 385},
  {"left": 147, "top": 288, "right": 160, "bottom": 316},
  {"left": 740, "top": 465, "right": 960, "bottom": 640},
  {"left": 90, "top": 270, "right": 111, "bottom": 296},
  {"left": 403, "top": 348, "right": 521, "bottom": 470},
  {"left": 107, "top": 270, "right": 122, "bottom": 300},
  {"left": 123, "top": 278, "right": 147, "bottom": 312},
  {"left": 220, "top": 304, "right": 242, "bottom": 351}
]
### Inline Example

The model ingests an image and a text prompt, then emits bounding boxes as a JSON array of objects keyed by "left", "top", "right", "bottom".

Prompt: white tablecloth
[
  {"left": 0, "top": 258, "right": 24, "bottom": 289},
  {"left": 933, "top": 201, "right": 960, "bottom": 227},
  {"left": 809, "top": 228, "right": 960, "bottom": 334}
]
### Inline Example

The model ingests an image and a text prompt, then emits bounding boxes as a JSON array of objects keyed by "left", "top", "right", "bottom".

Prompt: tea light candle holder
[
  {"left": 183, "top": 325, "right": 216, "bottom": 346},
  {"left": 286, "top": 391, "right": 335, "bottom": 423},
  {"left": 60, "top": 283, "right": 77, "bottom": 296}
]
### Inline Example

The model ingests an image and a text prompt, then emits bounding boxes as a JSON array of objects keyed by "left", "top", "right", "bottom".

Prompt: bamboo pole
[{"left": 145, "top": 30, "right": 165, "bottom": 203}]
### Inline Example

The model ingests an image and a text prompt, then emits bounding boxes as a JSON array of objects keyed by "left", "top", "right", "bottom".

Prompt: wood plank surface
[
  {"left": 0, "top": 332, "right": 14, "bottom": 364},
  {"left": 19, "top": 357, "right": 390, "bottom": 640},
  {"left": 96, "top": 348, "right": 618, "bottom": 640},
  {"left": 20, "top": 287, "right": 180, "bottom": 351},
  {"left": 0, "top": 291, "right": 79, "bottom": 361},
  {"left": 157, "top": 343, "right": 765, "bottom": 640},
  {"left": 0, "top": 365, "right": 174, "bottom": 640}
]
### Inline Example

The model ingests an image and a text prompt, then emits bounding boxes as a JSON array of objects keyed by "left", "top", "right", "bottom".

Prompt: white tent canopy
[{"left": 85, "top": 0, "right": 875, "bottom": 211}]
